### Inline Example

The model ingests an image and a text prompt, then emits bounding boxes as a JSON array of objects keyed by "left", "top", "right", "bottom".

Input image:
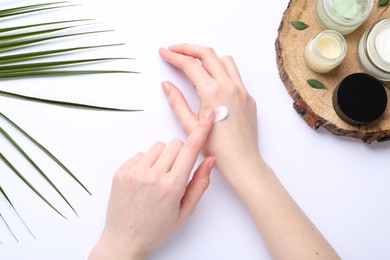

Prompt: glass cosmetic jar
[
  {"left": 333, "top": 73, "right": 387, "bottom": 125},
  {"left": 358, "top": 18, "right": 390, "bottom": 81},
  {"left": 304, "top": 30, "right": 347, "bottom": 73},
  {"left": 316, "top": 0, "right": 374, "bottom": 35}
]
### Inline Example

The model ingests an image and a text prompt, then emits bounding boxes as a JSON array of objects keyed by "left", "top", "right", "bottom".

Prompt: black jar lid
[{"left": 333, "top": 73, "right": 388, "bottom": 126}]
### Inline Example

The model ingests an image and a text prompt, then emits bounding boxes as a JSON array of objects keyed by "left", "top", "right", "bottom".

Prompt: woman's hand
[
  {"left": 89, "top": 108, "right": 216, "bottom": 260},
  {"left": 159, "top": 44, "right": 260, "bottom": 176}
]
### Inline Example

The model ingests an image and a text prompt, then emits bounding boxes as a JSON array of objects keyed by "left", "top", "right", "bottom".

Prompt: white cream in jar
[
  {"left": 358, "top": 18, "right": 390, "bottom": 81},
  {"left": 304, "top": 30, "right": 347, "bottom": 73}
]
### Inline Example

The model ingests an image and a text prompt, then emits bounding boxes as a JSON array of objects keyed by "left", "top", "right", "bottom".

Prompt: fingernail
[
  {"left": 161, "top": 81, "right": 171, "bottom": 95},
  {"left": 203, "top": 107, "right": 215, "bottom": 119},
  {"left": 208, "top": 158, "right": 216, "bottom": 170}
]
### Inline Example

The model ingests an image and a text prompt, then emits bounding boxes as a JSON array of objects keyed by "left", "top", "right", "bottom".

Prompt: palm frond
[
  {"left": 0, "top": 186, "right": 35, "bottom": 238},
  {"left": 0, "top": 0, "right": 140, "bottom": 241},
  {"left": 0, "top": 213, "right": 18, "bottom": 242},
  {"left": 0, "top": 90, "right": 141, "bottom": 111},
  {"left": 0, "top": 30, "right": 112, "bottom": 53},
  {"left": 0, "top": 112, "right": 90, "bottom": 195},
  {"left": 0, "top": 19, "right": 92, "bottom": 33},
  {"left": 0, "top": 153, "right": 66, "bottom": 219},
  {"left": 0, "top": 128, "right": 77, "bottom": 217},
  {"left": 0, "top": 44, "right": 125, "bottom": 64},
  {"left": 0, "top": 2, "right": 72, "bottom": 19},
  {"left": 0, "top": 58, "right": 128, "bottom": 72}
]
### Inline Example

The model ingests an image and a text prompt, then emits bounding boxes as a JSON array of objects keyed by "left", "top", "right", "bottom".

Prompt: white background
[{"left": 0, "top": 0, "right": 390, "bottom": 259}]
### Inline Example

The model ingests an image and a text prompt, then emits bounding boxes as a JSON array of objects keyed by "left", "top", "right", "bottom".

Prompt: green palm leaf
[
  {"left": 0, "top": 19, "right": 91, "bottom": 34},
  {"left": 0, "top": 112, "right": 90, "bottom": 195},
  {"left": 0, "top": 44, "right": 125, "bottom": 64},
  {"left": 0, "top": 1, "right": 139, "bottom": 240},
  {"left": 0, "top": 30, "right": 112, "bottom": 53},
  {"left": 0, "top": 90, "right": 141, "bottom": 111},
  {"left": 0, "top": 153, "right": 66, "bottom": 219},
  {"left": 0, "top": 186, "right": 35, "bottom": 238},
  {"left": 0, "top": 2, "right": 71, "bottom": 19},
  {"left": 0, "top": 26, "right": 76, "bottom": 42},
  {"left": 0, "top": 213, "right": 18, "bottom": 243},
  {"left": 0, "top": 58, "right": 129, "bottom": 72},
  {"left": 0, "top": 127, "right": 78, "bottom": 218}
]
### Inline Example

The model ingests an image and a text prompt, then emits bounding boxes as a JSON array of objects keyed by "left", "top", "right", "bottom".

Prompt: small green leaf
[
  {"left": 290, "top": 21, "right": 309, "bottom": 30},
  {"left": 307, "top": 79, "right": 327, "bottom": 89},
  {"left": 378, "top": 0, "right": 389, "bottom": 6}
]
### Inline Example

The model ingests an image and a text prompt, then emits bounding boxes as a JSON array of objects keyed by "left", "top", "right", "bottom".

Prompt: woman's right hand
[{"left": 159, "top": 44, "right": 261, "bottom": 175}]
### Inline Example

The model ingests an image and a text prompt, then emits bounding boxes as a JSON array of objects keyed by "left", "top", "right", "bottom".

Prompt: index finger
[
  {"left": 170, "top": 107, "right": 215, "bottom": 186},
  {"left": 159, "top": 47, "right": 213, "bottom": 99},
  {"left": 168, "top": 44, "right": 228, "bottom": 81}
]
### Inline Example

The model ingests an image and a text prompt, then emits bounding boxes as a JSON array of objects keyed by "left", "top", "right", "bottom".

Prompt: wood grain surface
[{"left": 275, "top": 0, "right": 390, "bottom": 143}]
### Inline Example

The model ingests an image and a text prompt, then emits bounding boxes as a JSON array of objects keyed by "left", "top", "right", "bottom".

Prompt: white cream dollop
[{"left": 214, "top": 106, "right": 229, "bottom": 124}]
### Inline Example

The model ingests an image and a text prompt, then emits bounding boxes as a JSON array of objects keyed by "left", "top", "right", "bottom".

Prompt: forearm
[{"left": 218, "top": 156, "right": 340, "bottom": 260}]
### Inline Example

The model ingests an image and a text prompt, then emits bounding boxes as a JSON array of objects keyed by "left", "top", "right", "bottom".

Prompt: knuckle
[
  {"left": 249, "top": 95, "right": 257, "bottom": 108},
  {"left": 206, "top": 84, "right": 221, "bottom": 99},
  {"left": 197, "top": 178, "right": 210, "bottom": 193},
  {"left": 204, "top": 47, "right": 216, "bottom": 56},
  {"left": 171, "top": 138, "right": 184, "bottom": 147},
  {"left": 182, "top": 58, "right": 199, "bottom": 70},
  {"left": 169, "top": 93, "right": 183, "bottom": 111},
  {"left": 153, "top": 141, "right": 166, "bottom": 150},
  {"left": 221, "top": 55, "right": 234, "bottom": 63},
  {"left": 112, "top": 167, "right": 137, "bottom": 186},
  {"left": 184, "top": 137, "right": 201, "bottom": 153},
  {"left": 142, "top": 172, "right": 159, "bottom": 186},
  {"left": 230, "top": 86, "right": 243, "bottom": 100}
]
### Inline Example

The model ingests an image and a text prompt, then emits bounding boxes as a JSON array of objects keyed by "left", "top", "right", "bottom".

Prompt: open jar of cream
[
  {"left": 358, "top": 18, "right": 390, "bottom": 82},
  {"left": 316, "top": 0, "right": 373, "bottom": 35},
  {"left": 304, "top": 30, "right": 347, "bottom": 73}
]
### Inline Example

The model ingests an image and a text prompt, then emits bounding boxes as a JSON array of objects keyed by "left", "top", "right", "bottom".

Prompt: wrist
[
  {"left": 216, "top": 151, "right": 266, "bottom": 178},
  {"left": 89, "top": 230, "right": 146, "bottom": 260},
  {"left": 216, "top": 152, "right": 272, "bottom": 195}
]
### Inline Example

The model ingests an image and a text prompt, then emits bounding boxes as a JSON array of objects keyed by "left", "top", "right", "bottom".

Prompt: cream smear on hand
[{"left": 214, "top": 106, "right": 229, "bottom": 124}]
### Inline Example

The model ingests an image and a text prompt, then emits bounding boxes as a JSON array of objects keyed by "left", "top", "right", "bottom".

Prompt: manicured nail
[
  {"left": 208, "top": 158, "right": 216, "bottom": 170},
  {"left": 161, "top": 81, "right": 171, "bottom": 95},
  {"left": 203, "top": 107, "right": 215, "bottom": 119}
]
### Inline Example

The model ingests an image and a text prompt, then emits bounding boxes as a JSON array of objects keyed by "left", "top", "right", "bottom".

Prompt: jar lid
[{"left": 333, "top": 73, "right": 388, "bottom": 125}]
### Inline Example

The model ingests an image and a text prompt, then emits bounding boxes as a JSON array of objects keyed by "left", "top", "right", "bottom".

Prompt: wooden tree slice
[{"left": 275, "top": 0, "right": 390, "bottom": 143}]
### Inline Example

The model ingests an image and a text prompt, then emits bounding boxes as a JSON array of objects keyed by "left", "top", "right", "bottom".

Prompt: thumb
[{"left": 179, "top": 157, "right": 216, "bottom": 221}]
